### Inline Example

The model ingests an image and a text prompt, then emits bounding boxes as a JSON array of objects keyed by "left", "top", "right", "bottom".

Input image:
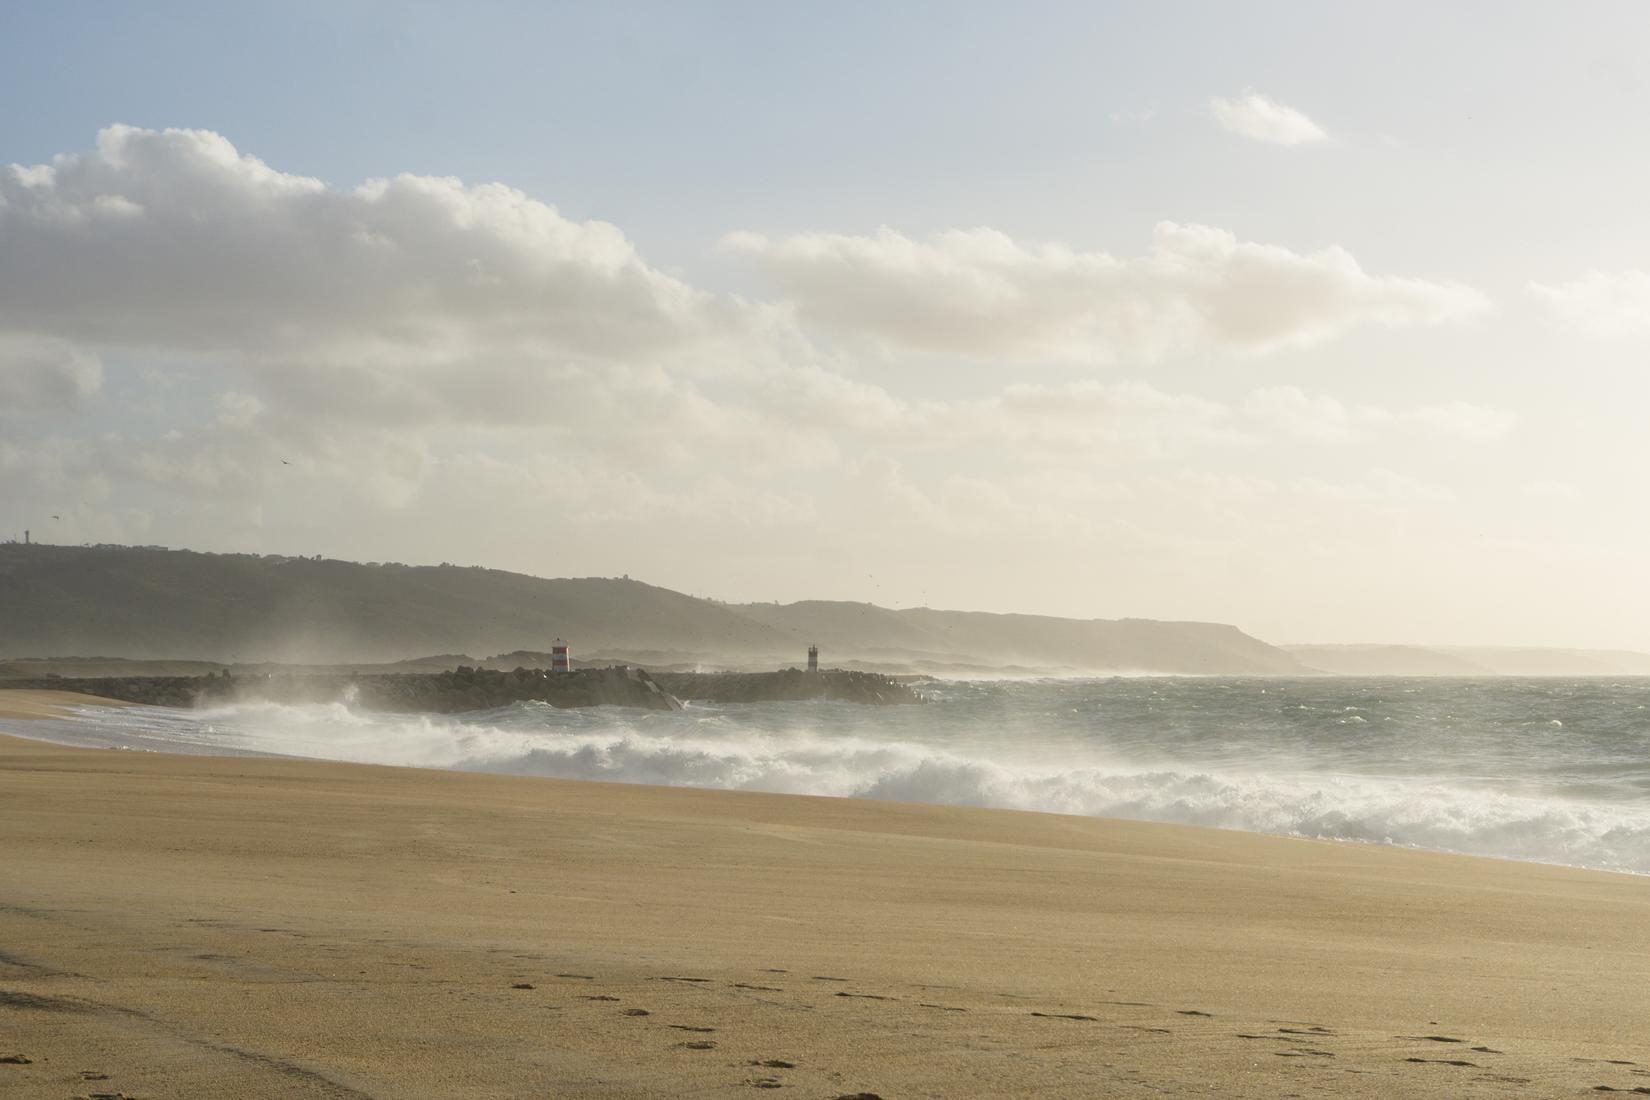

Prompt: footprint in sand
[
  {"left": 622, "top": 1008, "right": 651, "bottom": 1017},
  {"left": 682, "top": 1041, "right": 717, "bottom": 1050},
  {"left": 1404, "top": 1057, "right": 1477, "bottom": 1067},
  {"left": 511, "top": 982, "right": 535, "bottom": 989},
  {"left": 1177, "top": 1009, "right": 1213, "bottom": 1017},
  {"left": 1398, "top": 1034, "right": 1465, "bottom": 1043},
  {"left": 733, "top": 983, "right": 783, "bottom": 991},
  {"left": 556, "top": 973, "right": 594, "bottom": 980},
  {"left": 1590, "top": 1087, "right": 1650, "bottom": 1095},
  {"left": 669, "top": 1025, "right": 716, "bottom": 1033},
  {"left": 1029, "top": 1011, "right": 1098, "bottom": 1022},
  {"left": 751, "top": 1060, "right": 796, "bottom": 1068},
  {"left": 585, "top": 995, "right": 620, "bottom": 1002}
]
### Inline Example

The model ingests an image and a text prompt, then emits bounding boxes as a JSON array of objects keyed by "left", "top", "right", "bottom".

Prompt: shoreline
[
  {"left": 0, "top": 687, "right": 138, "bottom": 719},
  {"left": 1, "top": 688, "right": 1646, "bottom": 882},
  {"left": 4, "top": 702, "right": 1650, "bottom": 1096}
]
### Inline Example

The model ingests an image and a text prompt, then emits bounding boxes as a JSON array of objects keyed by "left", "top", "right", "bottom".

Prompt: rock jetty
[
  {"left": 1, "top": 666, "right": 683, "bottom": 713},
  {"left": 651, "top": 669, "right": 925, "bottom": 705},
  {"left": 1, "top": 666, "right": 925, "bottom": 713}
]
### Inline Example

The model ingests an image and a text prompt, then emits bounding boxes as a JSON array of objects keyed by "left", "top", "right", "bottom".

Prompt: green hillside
[{"left": 0, "top": 543, "right": 1306, "bottom": 674}]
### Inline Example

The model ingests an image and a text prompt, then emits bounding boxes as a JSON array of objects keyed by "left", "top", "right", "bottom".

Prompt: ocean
[{"left": 9, "top": 676, "right": 1650, "bottom": 875}]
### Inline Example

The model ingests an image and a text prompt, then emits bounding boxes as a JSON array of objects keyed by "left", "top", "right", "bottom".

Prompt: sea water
[{"left": 8, "top": 677, "right": 1650, "bottom": 875}]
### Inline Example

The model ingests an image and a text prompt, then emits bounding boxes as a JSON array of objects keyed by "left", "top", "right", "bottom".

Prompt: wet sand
[{"left": 1, "top": 689, "right": 1648, "bottom": 1098}]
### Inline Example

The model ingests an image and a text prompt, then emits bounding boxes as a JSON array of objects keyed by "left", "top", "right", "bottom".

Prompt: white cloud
[
  {"left": 724, "top": 222, "right": 1488, "bottom": 365},
  {"left": 1526, "top": 270, "right": 1650, "bottom": 337},
  {"left": 1523, "top": 478, "right": 1579, "bottom": 501},
  {"left": 1209, "top": 91, "right": 1328, "bottom": 145},
  {"left": 0, "top": 125, "right": 755, "bottom": 363},
  {"left": 0, "top": 125, "right": 1531, "bottom": 633},
  {"left": 1243, "top": 386, "right": 1516, "bottom": 443},
  {"left": 915, "top": 380, "right": 1238, "bottom": 455}
]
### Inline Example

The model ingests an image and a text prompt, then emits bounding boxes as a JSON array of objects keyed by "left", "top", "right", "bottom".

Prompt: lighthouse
[
  {"left": 807, "top": 644, "right": 819, "bottom": 674},
  {"left": 551, "top": 639, "right": 571, "bottom": 673}
]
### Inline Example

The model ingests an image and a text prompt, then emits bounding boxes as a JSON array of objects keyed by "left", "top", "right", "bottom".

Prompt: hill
[
  {"left": 739, "top": 601, "right": 1305, "bottom": 675},
  {"left": 0, "top": 543, "right": 790, "bottom": 664},
  {"left": 0, "top": 543, "right": 1305, "bottom": 675},
  {"left": 1285, "top": 643, "right": 1650, "bottom": 677}
]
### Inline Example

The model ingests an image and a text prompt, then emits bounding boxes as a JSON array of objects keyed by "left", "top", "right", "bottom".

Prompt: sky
[{"left": 4, "top": 1, "right": 1650, "bottom": 648}]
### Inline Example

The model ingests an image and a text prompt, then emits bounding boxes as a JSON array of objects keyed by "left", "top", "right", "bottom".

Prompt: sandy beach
[{"left": 1, "top": 690, "right": 1647, "bottom": 1098}]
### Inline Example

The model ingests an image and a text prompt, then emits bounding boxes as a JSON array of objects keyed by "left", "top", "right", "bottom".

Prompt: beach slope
[{"left": 1, "top": 697, "right": 1647, "bottom": 1098}]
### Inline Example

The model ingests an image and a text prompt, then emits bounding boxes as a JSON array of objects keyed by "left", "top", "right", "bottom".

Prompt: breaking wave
[{"left": 14, "top": 676, "right": 1650, "bottom": 876}]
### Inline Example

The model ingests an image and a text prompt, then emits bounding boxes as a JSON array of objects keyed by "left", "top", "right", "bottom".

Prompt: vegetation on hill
[{"left": 0, "top": 543, "right": 1305, "bottom": 675}]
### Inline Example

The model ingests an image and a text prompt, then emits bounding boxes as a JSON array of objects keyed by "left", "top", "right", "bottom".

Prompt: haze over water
[{"left": 15, "top": 676, "right": 1650, "bottom": 876}]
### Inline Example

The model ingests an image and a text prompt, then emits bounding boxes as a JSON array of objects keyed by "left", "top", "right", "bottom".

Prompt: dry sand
[{"left": 1, "top": 689, "right": 1647, "bottom": 1098}]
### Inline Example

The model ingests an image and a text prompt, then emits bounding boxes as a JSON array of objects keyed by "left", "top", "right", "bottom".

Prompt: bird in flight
[
  {"left": 51, "top": 515, "right": 60, "bottom": 520},
  {"left": 281, "top": 459, "right": 291, "bottom": 465}
]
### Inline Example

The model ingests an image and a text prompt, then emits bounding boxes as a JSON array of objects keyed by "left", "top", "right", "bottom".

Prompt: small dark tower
[{"left": 807, "top": 644, "right": 819, "bottom": 673}]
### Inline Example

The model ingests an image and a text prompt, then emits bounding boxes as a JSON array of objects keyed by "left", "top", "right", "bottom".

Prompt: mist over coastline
[{"left": 12, "top": 676, "right": 1649, "bottom": 877}]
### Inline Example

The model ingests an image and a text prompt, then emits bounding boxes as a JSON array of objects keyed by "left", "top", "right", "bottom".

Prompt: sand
[
  {"left": 0, "top": 688, "right": 135, "bottom": 719},
  {"left": 1, "top": 689, "right": 1647, "bottom": 1098}
]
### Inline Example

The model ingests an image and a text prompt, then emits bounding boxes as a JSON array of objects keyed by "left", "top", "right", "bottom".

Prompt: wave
[{"left": 40, "top": 696, "right": 1650, "bottom": 876}]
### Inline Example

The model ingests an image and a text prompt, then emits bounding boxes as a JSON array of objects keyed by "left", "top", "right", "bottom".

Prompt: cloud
[
  {"left": 0, "top": 335, "right": 103, "bottom": 413},
  {"left": 724, "top": 222, "right": 1489, "bottom": 364},
  {"left": 914, "top": 381, "right": 1239, "bottom": 456},
  {"left": 1243, "top": 386, "right": 1516, "bottom": 443},
  {"left": 1523, "top": 478, "right": 1579, "bottom": 501},
  {"left": 0, "top": 124, "right": 755, "bottom": 363},
  {"left": 1526, "top": 270, "right": 1650, "bottom": 337},
  {"left": 0, "top": 125, "right": 1523, "bottom": 625},
  {"left": 1209, "top": 91, "right": 1327, "bottom": 145}
]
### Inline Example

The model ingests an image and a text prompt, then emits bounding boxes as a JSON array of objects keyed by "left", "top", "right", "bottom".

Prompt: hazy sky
[{"left": 4, "top": 2, "right": 1650, "bottom": 648}]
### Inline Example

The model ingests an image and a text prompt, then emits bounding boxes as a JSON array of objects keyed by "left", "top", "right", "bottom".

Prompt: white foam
[{"left": 18, "top": 696, "right": 1647, "bottom": 876}]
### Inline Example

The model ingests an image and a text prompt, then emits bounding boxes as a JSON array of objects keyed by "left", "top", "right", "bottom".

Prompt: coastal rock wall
[
  {"left": 2, "top": 666, "right": 683, "bottom": 713},
  {"left": 652, "top": 669, "right": 925, "bottom": 705}
]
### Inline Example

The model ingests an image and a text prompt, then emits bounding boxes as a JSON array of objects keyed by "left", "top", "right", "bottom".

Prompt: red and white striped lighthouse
[{"left": 550, "top": 639, "right": 571, "bottom": 672}]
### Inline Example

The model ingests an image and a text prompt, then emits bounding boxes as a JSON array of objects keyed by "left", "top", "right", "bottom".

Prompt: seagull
[
  {"left": 51, "top": 515, "right": 60, "bottom": 520},
  {"left": 281, "top": 459, "right": 291, "bottom": 465}
]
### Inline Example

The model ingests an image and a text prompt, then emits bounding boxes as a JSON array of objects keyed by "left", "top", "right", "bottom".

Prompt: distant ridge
[
  {"left": 1285, "top": 644, "right": 1650, "bottom": 677},
  {"left": 0, "top": 542, "right": 1303, "bottom": 675}
]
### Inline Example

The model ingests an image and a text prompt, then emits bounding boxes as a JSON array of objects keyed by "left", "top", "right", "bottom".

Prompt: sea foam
[{"left": 14, "top": 680, "right": 1650, "bottom": 876}]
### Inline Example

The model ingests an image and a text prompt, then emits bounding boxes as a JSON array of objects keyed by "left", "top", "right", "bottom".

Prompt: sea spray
[{"left": 9, "top": 676, "right": 1650, "bottom": 875}]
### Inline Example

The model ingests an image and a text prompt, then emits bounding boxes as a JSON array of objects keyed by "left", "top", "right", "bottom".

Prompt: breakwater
[
  {"left": 652, "top": 669, "right": 925, "bottom": 705},
  {"left": 1, "top": 666, "right": 925, "bottom": 713},
  {"left": 1, "top": 666, "right": 683, "bottom": 713}
]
